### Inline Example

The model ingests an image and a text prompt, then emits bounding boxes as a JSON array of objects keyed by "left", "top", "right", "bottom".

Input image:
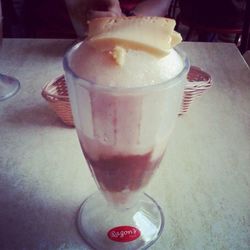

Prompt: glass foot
[
  {"left": 77, "top": 192, "right": 164, "bottom": 250},
  {"left": 0, "top": 74, "right": 20, "bottom": 101}
]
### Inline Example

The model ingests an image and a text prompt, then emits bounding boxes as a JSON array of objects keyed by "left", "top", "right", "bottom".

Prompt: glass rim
[{"left": 63, "top": 41, "right": 190, "bottom": 93}]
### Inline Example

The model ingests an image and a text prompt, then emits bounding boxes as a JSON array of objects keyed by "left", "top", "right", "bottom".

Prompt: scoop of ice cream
[
  {"left": 71, "top": 42, "right": 184, "bottom": 87},
  {"left": 70, "top": 16, "right": 183, "bottom": 86}
]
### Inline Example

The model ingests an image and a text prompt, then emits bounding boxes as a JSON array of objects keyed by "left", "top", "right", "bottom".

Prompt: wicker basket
[
  {"left": 41, "top": 75, "right": 74, "bottom": 127},
  {"left": 41, "top": 66, "right": 212, "bottom": 126},
  {"left": 179, "top": 66, "right": 212, "bottom": 115}
]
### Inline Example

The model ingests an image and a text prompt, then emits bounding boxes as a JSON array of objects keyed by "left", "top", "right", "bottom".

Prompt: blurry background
[
  {"left": 1, "top": 0, "right": 249, "bottom": 53},
  {"left": 1, "top": 0, "right": 76, "bottom": 38}
]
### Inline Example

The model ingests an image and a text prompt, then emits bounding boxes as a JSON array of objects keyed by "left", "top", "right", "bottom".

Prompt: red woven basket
[
  {"left": 42, "top": 66, "right": 212, "bottom": 126},
  {"left": 41, "top": 75, "right": 74, "bottom": 127},
  {"left": 179, "top": 66, "right": 212, "bottom": 115}
]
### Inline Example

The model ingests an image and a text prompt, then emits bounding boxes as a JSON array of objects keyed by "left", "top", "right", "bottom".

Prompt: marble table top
[{"left": 0, "top": 39, "right": 250, "bottom": 250}]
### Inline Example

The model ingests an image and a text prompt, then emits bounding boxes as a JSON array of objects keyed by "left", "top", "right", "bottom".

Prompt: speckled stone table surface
[{"left": 0, "top": 39, "right": 250, "bottom": 250}]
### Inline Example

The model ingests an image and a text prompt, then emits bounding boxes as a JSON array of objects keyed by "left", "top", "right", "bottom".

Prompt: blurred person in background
[
  {"left": 2, "top": 0, "right": 172, "bottom": 38},
  {"left": 65, "top": 0, "right": 173, "bottom": 38}
]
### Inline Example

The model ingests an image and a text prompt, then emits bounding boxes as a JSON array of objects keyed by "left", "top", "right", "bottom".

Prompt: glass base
[
  {"left": 77, "top": 192, "right": 164, "bottom": 250},
  {"left": 0, "top": 74, "right": 20, "bottom": 101}
]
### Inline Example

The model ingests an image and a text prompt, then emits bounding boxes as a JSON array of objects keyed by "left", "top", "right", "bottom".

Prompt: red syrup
[{"left": 83, "top": 149, "right": 164, "bottom": 192}]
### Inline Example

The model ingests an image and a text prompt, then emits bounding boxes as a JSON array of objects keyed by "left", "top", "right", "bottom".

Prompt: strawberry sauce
[{"left": 83, "top": 150, "right": 163, "bottom": 192}]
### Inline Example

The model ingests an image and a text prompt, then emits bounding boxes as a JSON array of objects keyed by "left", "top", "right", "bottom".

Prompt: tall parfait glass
[{"left": 63, "top": 41, "right": 189, "bottom": 250}]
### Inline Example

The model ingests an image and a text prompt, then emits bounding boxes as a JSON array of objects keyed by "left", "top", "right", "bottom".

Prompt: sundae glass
[{"left": 63, "top": 17, "right": 189, "bottom": 249}]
